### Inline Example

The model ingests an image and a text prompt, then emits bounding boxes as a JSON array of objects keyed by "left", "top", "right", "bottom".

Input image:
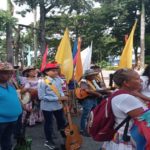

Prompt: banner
[{"left": 55, "top": 28, "right": 73, "bottom": 83}]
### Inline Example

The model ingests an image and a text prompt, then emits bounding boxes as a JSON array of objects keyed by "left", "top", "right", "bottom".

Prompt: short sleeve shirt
[{"left": 112, "top": 93, "right": 148, "bottom": 134}]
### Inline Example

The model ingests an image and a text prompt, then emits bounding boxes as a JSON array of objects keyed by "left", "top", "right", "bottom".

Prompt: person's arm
[
  {"left": 38, "top": 79, "right": 58, "bottom": 101},
  {"left": 118, "top": 94, "right": 145, "bottom": 118},
  {"left": 130, "top": 91, "right": 150, "bottom": 102},
  {"left": 20, "top": 81, "right": 30, "bottom": 94},
  {"left": 80, "top": 81, "right": 102, "bottom": 97},
  {"left": 127, "top": 107, "right": 144, "bottom": 118},
  {"left": 85, "top": 89, "right": 102, "bottom": 97},
  {"left": 38, "top": 79, "right": 68, "bottom": 102}
]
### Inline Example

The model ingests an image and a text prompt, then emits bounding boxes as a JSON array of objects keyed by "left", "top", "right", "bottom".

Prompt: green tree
[
  {"left": 14, "top": 0, "right": 95, "bottom": 55},
  {"left": 0, "top": 8, "right": 16, "bottom": 62}
]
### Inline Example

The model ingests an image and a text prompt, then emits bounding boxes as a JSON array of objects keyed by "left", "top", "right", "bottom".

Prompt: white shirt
[{"left": 112, "top": 93, "right": 148, "bottom": 135}]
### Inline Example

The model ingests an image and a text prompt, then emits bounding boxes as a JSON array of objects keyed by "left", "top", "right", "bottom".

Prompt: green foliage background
[{"left": 0, "top": 0, "right": 150, "bottom": 66}]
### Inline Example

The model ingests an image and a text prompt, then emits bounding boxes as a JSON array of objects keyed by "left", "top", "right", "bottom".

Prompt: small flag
[
  {"left": 40, "top": 45, "right": 48, "bottom": 72},
  {"left": 81, "top": 42, "right": 92, "bottom": 73}
]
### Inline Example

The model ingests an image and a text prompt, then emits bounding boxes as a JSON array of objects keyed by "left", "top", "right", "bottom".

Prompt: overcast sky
[
  {"left": 0, "top": 0, "right": 38, "bottom": 25},
  {"left": 0, "top": 0, "right": 100, "bottom": 25}
]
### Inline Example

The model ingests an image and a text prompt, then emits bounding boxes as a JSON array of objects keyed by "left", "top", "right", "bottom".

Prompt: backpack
[{"left": 87, "top": 90, "right": 131, "bottom": 142}]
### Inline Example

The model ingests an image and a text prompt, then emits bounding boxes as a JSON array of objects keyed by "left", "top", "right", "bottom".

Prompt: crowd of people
[{"left": 1, "top": 60, "right": 150, "bottom": 150}]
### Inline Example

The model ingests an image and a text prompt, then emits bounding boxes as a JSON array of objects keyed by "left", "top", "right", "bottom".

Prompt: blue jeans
[
  {"left": 0, "top": 121, "right": 16, "bottom": 150},
  {"left": 80, "top": 97, "right": 97, "bottom": 132},
  {"left": 42, "top": 109, "right": 67, "bottom": 142},
  {"left": 13, "top": 114, "right": 23, "bottom": 139}
]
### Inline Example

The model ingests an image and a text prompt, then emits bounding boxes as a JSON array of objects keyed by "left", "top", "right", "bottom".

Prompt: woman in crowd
[
  {"left": 130, "top": 64, "right": 150, "bottom": 104},
  {"left": 21, "top": 66, "right": 42, "bottom": 126},
  {"left": 102, "top": 68, "right": 148, "bottom": 150}
]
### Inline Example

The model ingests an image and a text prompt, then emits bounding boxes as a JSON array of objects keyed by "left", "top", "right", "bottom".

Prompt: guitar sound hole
[{"left": 70, "top": 131, "right": 74, "bottom": 135}]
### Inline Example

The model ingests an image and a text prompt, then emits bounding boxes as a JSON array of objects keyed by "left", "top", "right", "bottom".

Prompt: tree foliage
[
  {"left": 0, "top": 10, "right": 17, "bottom": 61},
  {"left": 1, "top": 0, "right": 150, "bottom": 64}
]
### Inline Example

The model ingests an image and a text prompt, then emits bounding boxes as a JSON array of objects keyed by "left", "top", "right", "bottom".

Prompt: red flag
[
  {"left": 125, "top": 34, "right": 128, "bottom": 44},
  {"left": 40, "top": 45, "right": 48, "bottom": 72}
]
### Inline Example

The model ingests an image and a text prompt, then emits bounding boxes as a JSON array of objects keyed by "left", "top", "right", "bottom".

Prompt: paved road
[
  {"left": 14, "top": 70, "right": 112, "bottom": 150},
  {"left": 24, "top": 114, "right": 101, "bottom": 150}
]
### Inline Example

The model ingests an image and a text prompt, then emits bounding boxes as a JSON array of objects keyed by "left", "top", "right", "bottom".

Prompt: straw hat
[
  {"left": 83, "top": 69, "right": 98, "bottom": 77},
  {"left": 0, "top": 62, "right": 14, "bottom": 71},
  {"left": 22, "top": 66, "right": 35, "bottom": 76}
]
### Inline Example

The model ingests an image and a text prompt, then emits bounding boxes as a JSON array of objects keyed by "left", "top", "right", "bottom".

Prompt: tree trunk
[
  {"left": 140, "top": 0, "right": 145, "bottom": 68},
  {"left": 39, "top": 1, "right": 46, "bottom": 55},
  {"left": 33, "top": 8, "right": 38, "bottom": 64},
  {"left": 14, "top": 25, "right": 21, "bottom": 65},
  {"left": 6, "top": 23, "right": 13, "bottom": 64},
  {"left": 6, "top": 0, "right": 14, "bottom": 64}
]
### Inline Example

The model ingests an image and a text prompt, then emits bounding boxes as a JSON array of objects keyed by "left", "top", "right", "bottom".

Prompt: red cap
[{"left": 43, "top": 62, "right": 59, "bottom": 72}]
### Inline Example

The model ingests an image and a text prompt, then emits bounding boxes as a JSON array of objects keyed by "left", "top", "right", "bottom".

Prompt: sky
[
  {"left": 0, "top": 0, "right": 38, "bottom": 25},
  {"left": 0, "top": 0, "right": 100, "bottom": 25}
]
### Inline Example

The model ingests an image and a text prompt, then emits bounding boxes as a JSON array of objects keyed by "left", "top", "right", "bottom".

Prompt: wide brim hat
[
  {"left": 22, "top": 66, "right": 36, "bottom": 75},
  {"left": 83, "top": 69, "right": 98, "bottom": 77},
  {"left": 42, "top": 62, "right": 59, "bottom": 73},
  {"left": 0, "top": 62, "right": 14, "bottom": 71},
  {"left": 90, "top": 64, "right": 101, "bottom": 69},
  {"left": 13, "top": 65, "right": 20, "bottom": 69}
]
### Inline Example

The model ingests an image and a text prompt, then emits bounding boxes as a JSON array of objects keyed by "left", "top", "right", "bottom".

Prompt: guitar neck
[{"left": 65, "top": 102, "right": 73, "bottom": 130}]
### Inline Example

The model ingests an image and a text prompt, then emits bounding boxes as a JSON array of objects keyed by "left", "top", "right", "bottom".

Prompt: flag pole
[{"left": 71, "top": 37, "right": 82, "bottom": 116}]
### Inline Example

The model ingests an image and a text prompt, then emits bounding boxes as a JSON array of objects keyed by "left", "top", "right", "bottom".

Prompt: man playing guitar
[{"left": 79, "top": 69, "right": 102, "bottom": 136}]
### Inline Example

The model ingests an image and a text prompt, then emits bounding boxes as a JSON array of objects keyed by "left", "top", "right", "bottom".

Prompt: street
[
  {"left": 15, "top": 69, "right": 111, "bottom": 150},
  {"left": 25, "top": 114, "right": 101, "bottom": 150}
]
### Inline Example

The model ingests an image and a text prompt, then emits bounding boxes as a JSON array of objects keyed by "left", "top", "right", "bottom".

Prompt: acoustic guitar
[
  {"left": 75, "top": 81, "right": 111, "bottom": 100},
  {"left": 21, "top": 92, "right": 31, "bottom": 104},
  {"left": 20, "top": 88, "right": 38, "bottom": 105},
  {"left": 64, "top": 102, "right": 82, "bottom": 150}
]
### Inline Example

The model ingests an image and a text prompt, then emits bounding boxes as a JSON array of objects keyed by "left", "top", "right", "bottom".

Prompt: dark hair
[
  {"left": 143, "top": 64, "right": 150, "bottom": 86},
  {"left": 43, "top": 68, "right": 59, "bottom": 76},
  {"left": 113, "top": 68, "right": 133, "bottom": 87},
  {"left": 25, "top": 69, "right": 35, "bottom": 77},
  {"left": 43, "top": 69, "right": 51, "bottom": 76}
]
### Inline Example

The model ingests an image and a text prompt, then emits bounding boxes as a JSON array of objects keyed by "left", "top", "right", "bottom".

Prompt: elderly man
[
  {"left": 79, "top": 69, "right": 102, "bottom": 136},
  {"left": 0, "top": 62, "right": 22, "bottom": 150}
]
